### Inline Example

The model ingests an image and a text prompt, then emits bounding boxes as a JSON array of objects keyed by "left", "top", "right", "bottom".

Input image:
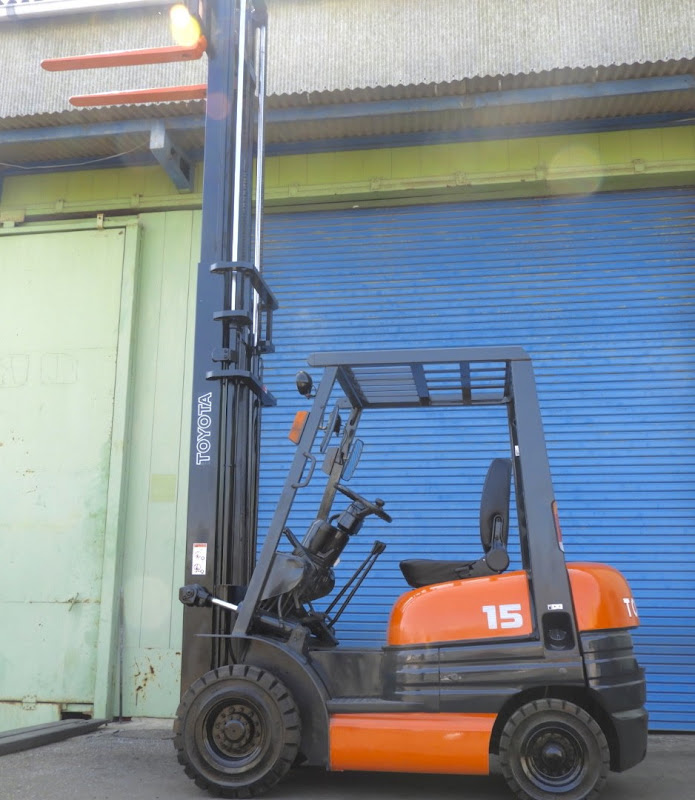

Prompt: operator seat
[{"left": 399, "top": 458, "right": 512, "bottom": 588}]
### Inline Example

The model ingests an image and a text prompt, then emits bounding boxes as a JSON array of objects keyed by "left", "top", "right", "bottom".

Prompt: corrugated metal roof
[
  {"left": 270, "top": 60, "right": 695, "bottom": 107},
  {"left": 266, "top": 89, "right": 695, "bottom": 145},
  {"left": 0, "top": 99, "right": 203, "bottom": 132},
  {"left": 1, "top": 0, "right": 694, "bottom": 120},
  {"left": 0, "top": 1, "right": 694, "bottom": 167},
  {"left": 267, "top": 0, "right": 695, "bottom": 94},
  {"left": 0, "top": 7, "right": 205, "bottom": 119}
]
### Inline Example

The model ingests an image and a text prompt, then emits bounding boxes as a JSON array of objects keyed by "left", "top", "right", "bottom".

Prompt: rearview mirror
[{"left": 343, "top": 439, "right": 364, "bottom": 481}]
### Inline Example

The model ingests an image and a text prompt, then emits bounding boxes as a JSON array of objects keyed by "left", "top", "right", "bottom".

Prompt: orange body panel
[
  {"left": 69, "top": 85, "right": 207, "bottom": 108},
  {"left": 388, "top": 563, "right": 637, "bottom": 646},
  {"left": 41, "top": 37, "right": 207, "bottom": 71},
  {"left": 330, "top": 713, "right": 495, "bottom": 774},
  {"left": 388, "top": 570, "right": 532, "bottom": 646},
  {"left": 568, "top": 562, "right": 640, "bottom": 631}
]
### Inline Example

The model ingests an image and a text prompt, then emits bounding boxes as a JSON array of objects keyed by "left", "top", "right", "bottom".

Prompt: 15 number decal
[{"left": 482, "top": 603, "right": 524, "bottom": 630}]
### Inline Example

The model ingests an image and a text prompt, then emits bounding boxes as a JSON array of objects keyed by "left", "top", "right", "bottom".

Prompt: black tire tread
[
  {"left": 174, "top": 664, "right": 301, "bottom": 798},
  {"left": 499, "top": 698, "right": 609, "bottom": 800}
]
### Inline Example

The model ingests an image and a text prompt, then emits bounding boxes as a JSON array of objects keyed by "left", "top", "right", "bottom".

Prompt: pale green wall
[
  {"left": 117, "top": 210, "right": 199, "bottom": 717},
  {"left": 0, "top": 219, "right": 139, "bottom": 729},
  {"left": 0, "top": 213, "right": 196, "bottom": 722},
  {"left": 1, "top": 128, "right": 693, "bottom": 720}
]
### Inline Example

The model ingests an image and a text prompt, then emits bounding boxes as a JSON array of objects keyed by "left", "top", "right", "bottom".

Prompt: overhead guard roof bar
[
  {"left": 308, "top": 346, "right": 530, "bottom": 367},
  {"left": 308, "top": 347, "right": 530, "bottom": 409}
]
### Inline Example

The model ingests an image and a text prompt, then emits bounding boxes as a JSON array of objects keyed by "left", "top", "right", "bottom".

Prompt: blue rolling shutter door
[{"left": 259, "top": 187, "right": 695, "bottom": 731}]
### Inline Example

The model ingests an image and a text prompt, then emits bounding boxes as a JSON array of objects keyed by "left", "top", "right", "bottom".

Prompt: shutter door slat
[{"left": 258, "top": 187, "right": 694, "bottom": 731}]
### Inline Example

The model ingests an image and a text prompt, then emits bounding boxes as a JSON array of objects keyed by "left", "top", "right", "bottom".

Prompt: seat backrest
[{"left": 479, "top": 458, "right": 512, "bottom": 552}]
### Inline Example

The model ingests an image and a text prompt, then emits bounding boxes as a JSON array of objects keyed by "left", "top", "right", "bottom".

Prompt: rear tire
[
  {"left": 174, "top": 664, "right": 301, "bottom": 798},
  {"left": 499, "top": 698, "right": 610, "bottom": 800}
]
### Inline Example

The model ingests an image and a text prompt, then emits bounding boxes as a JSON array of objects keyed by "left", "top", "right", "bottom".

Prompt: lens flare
[
  {"left": 170, "top": 3, "right": 201, "bottom": 47},
  {"left": 547, "top": 144, "right": 604, "bottom": 196}
]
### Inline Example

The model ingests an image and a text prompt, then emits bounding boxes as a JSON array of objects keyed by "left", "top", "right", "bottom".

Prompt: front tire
[
  {"left": 174, "top": 664, "right": 301, "bottom": 798},
  {"left": 499, "top": 698, "right": 610, "bottom": 800}
]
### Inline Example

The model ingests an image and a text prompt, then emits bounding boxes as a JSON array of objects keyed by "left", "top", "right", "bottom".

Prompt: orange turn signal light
[{"left": 288, "top": 411, "right": 309, "bottom": 444}]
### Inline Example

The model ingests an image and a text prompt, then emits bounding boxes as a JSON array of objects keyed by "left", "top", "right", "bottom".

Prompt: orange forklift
[
  {"left": 177, "top": 346, "right": 648, "bottom": 800},
  {"left": 34, "top": 1, "right": 646, "bottom": 797},
  {"left": 38, "top": 2, "right": 648, "bottom": 796}
]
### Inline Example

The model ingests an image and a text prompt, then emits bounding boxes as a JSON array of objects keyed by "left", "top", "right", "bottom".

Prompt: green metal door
[{"left": 0, "top": 226, "right": 126, "bottom": 731}]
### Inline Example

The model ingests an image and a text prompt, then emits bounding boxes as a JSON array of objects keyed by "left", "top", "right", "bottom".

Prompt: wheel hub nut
[
  {"left": 542, "top": 742, "right": 565, "bottom": 764},
  {"left": 223, "top": 719, "right": 247, "bottom": 742}
]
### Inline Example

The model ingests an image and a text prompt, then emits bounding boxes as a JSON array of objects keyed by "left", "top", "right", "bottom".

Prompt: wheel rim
[
  {"left": 520, "top": 723, "right": 587, "bottom": 792},
  {"left": 203, "top": 698, "right": 269, "bottom": 772}
]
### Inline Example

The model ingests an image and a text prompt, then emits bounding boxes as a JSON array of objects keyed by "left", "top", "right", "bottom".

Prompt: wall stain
[{"left": 133, "top": 662, "right": 157, "bottom": 704}]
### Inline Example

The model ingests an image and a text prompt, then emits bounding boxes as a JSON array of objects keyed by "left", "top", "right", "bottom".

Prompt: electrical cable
[{"left": 0, "top": 142, "right": 146, "bottom": 170}]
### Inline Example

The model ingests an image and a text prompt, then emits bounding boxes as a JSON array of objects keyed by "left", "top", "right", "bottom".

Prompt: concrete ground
[{"left": 0, "top": 718, "right": 692, "bottom": 800}]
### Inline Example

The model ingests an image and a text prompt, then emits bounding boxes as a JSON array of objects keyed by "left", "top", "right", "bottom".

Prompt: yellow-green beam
[{"left": 2, "top": 127, "right": 694, "bottom": 221}]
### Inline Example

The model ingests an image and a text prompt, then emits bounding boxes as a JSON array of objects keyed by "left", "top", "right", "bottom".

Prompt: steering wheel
[{"left": 336, "top": 484, "right": 393, "bottom": 523}]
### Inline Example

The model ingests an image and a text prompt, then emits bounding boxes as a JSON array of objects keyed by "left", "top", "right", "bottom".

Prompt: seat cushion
[{"left": 399, "top": 558, "right": 478, "bottom": 588}]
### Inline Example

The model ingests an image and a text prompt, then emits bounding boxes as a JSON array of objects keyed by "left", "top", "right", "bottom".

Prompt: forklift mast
[
  {"left": 182, "top": 0, "right": 276, "bottom": 692},
  {"left": 39, "top": 0, "right": 275, "bottom": 700}
]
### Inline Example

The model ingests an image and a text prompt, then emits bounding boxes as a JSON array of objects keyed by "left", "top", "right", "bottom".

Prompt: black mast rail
[{"left": 182, "top": 0, "right": 275, "bottom": 694}]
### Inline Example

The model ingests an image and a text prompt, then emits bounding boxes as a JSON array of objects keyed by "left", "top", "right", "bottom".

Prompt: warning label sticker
[{"left": 192, "top": 542, "right": 207, "bottom": 576}]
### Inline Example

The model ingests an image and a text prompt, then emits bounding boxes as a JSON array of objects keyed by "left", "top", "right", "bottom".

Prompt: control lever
[{"left": 325, "top": 540, "right": 386, "bottom": 626}]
